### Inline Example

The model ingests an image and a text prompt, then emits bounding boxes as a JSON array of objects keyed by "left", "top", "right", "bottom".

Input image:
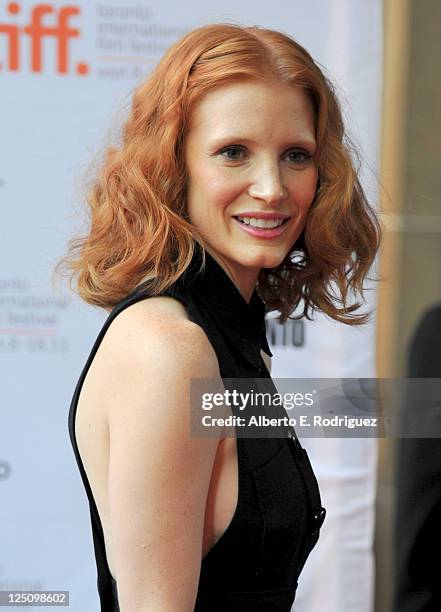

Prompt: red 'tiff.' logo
[{"left": 0, "top": 2, "right": 88, "bottom": 74}]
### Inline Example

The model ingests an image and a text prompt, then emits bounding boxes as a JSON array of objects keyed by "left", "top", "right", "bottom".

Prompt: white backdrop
[{"left": 0, "top": 1, "right": 382, "bottom": 610}]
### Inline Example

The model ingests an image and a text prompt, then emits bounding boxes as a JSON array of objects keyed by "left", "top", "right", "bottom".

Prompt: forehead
[{"left": 187, "top": 79, "right": 315, "bottom": 138}]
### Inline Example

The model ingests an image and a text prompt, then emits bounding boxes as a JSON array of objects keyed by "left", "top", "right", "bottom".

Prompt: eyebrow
[{"left": 209, "top": 135, "right": 317, "bottom": 150}]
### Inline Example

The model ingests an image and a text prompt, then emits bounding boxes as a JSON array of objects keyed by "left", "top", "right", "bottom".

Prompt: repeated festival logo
[{"left": 0, "top": 2, "right": 88, "bottom": 74}]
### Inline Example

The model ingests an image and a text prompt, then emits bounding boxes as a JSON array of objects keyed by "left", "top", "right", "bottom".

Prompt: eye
[
  {"left": 219, "top": 146, "right": 246, "bottom": 161},
  {"left": 217, "top": 146, "right": 313, "bottom": 164},
  {"left": 285, "top": 149, "right": 312, "bottom": 164}
]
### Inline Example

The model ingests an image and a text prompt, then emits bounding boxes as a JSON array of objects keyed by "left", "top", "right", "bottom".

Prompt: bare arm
[{"left": 105, "top": 310, "right": 221, "bottom": 611}]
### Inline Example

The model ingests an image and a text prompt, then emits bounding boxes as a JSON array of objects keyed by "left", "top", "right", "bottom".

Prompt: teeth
[{"left": 237, "top": 216, "right": 286, "bottom": 228}]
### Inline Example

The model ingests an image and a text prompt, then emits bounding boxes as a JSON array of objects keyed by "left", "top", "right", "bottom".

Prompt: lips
[
  {"left": 234, "top": 216, "right": 288, "bottom": 229},
  {"left": 232, "top": 215, "right": 290, "bottom": 238},
  {"left": 232, "top": 212, "right": 290, "bottom": 220}
]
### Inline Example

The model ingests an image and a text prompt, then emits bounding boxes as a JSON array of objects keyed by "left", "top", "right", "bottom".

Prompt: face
[{"left": 184, "top": 78, "right": 318, "bottom": 300}]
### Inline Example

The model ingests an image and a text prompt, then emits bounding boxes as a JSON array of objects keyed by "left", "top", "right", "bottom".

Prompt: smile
[
  {"left": 235, "top": 216, "right": 287, "bottom": 228},
  {"left": 232, "top": 216, "right": 290, "bottom": 238}
]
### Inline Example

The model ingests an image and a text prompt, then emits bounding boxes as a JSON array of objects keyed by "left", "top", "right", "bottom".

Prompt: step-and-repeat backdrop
[{"left": 0, "top": 1, "right": 382, "bottom": 610}]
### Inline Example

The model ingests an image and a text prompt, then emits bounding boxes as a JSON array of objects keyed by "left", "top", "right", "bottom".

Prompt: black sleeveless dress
[{"left": 68, "top": 249, "right": 326, "bottom": 611}]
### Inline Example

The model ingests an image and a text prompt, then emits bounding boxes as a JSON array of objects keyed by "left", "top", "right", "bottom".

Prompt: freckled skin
[{"left": 184, "top": 79, "right": 318, "bottom": 302}]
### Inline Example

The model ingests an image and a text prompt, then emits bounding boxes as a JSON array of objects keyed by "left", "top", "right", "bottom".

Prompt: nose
[{"left": 248, "top": 160, "right": 288, "bottom": 205}]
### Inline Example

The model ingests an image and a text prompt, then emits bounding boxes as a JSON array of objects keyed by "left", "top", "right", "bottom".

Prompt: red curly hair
[{"left": 53, "top": 23, "right": 381, "bottom": 324}]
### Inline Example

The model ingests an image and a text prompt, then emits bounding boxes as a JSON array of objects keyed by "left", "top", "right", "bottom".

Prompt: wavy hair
[{"left": 53, "top": 23, "right": 381, "bottom": 324}]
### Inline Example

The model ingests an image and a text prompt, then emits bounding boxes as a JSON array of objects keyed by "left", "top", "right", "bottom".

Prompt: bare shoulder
[
  {"left": 101, "top": 295, "right": 220, "bottom": 379},
  {"left": 101, "top": 297, "right": 223, "bottom": 606}
]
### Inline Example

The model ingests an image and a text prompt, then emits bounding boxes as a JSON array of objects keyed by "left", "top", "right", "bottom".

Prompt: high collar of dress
[{"left": 179, "top": 248, "right": 273, "bottom": 371}]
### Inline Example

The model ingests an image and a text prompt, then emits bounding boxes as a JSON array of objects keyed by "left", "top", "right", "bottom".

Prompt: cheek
[
  {"left": 292, "top": 169, "right": 318, "bottom": 214},
  {"left": 191, "top": 166, "right": 242, "bottom": 213}
]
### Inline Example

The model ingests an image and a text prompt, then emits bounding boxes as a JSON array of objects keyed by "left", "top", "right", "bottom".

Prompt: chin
[{"left": 239, "top": 250, "right": 287, "bottom": 271}]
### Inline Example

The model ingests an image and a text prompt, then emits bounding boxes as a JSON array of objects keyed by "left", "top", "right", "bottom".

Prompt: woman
[{"left": 56, "top": 23, "right": 381, "bottom": 611}]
